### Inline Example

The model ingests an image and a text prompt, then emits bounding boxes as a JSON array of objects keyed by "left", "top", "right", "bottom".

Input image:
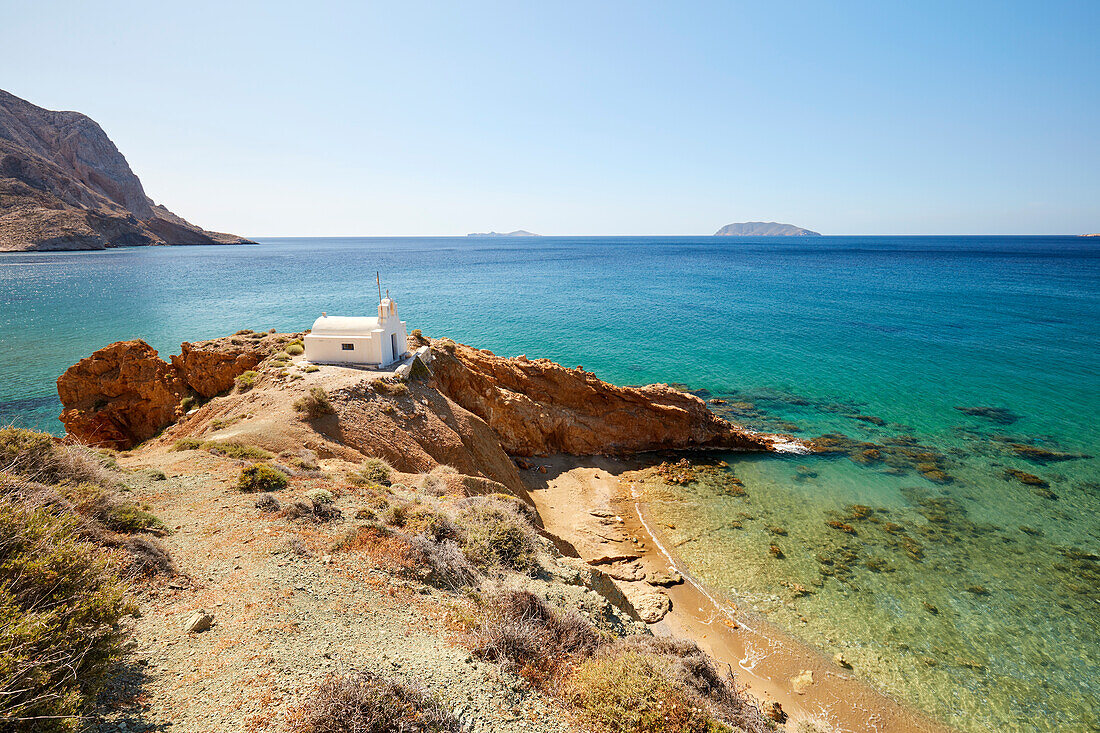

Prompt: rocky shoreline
[{"left": 39, "top": 330, "right": 952, "bottom": 732}]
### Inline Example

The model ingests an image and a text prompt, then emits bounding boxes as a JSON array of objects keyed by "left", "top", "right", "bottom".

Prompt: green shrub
[
  {"left": 205, "top": 442, "right": 273, "bottom": 461},
  {"left": 0, "top": 493, "right": 134, "bottom": 730},
  {"left": 285, "top": 343, "right": 304, "bottom": 356},
  {"left": 351, "top": 458, "right": 393, "bottom": 487},
  {"left": 172, "top": 438, "right": 205, "bottom": 451},
  {"left": 291, "top": 671, "right": 459, "bottom": 733},
  {"left": 303, "top": 364, "right": 320, "bottom": 373},
  {"left": 306, "top": 488, "right": 335, "bottom": 505},
  {"left": 0, "top": 428, "right": 113, "bottom": 486},
  {"left": 236, "top": 464, "right": 288, "bottom": 492},
  {"left": 294, "top": 387, "right": 336, "bottom": 419},
  {"left": 567, "top": 652, "right": 715, "bottom": 733},
  {"left": 457, "top": 497, "right": 538, "bottom": 572},
  {"left": 235, "top": 370, "right": 259, "bottom": 391},
  {"left": 180, "top": 395, "right": 197, "bottom": 412},
  {"left": 104, "top": 504, "right": 167, "bottom": 534},
  {"left": 373, "top": 380, "right": 408, "bottom": 397}
]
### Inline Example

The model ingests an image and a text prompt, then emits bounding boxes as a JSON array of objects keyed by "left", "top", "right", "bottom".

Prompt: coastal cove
[{"left": 2, "top": 236, "right": 1099, "bottom": 731}]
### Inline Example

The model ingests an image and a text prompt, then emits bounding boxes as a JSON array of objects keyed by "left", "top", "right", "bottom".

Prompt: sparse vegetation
[
  {"left": 287, "top": 671, "right": 459, "bottom": 733},
  {"left": 172, "top": 438, "right": 205, "bottom": 451},
  {"left": 294, "top": 387, "right": 336, "bottom": 419},
  {"left": 104, "top": 503, "right": 167, "bottom": 533},
  {"left": 235, "top": 370, "right": 259, "bottom": 391},
  {"left": 303, "top": 364, "right": 320, "bottom": 373},
  {"left": 236, "top": 464, "right": 289, "bottom": 492},
  {"left": 180, "top": 395, "right": 197, "bottom": 412},
  {"left": 466, "top": 587, "right": 600, "bottom": 686},
  {"left": 0, "top": 428, "right": 114, "bottom": 486},
  {"left": 255, "top": 493, "right": 281, "bottom": 512},
  {"left": 350, "top": 458, "right": 393, "bottom": 487},
  {"left": 456, "top": 496, "right": 538, "bottom": 572},
  {"left": 566, "top": 652, "right": 714, "bottom": 733},
  {"left": 285, "top": 343, "right": 304, "bottom": 356},
  {"left": 0, "top": 484, "right": 135, "bottom": 729},
  {"left": 372, "top": 379, "right": 408, "bottom": 397},
  {"left": 205, "top": 442, "right": 273, "bottom": 461}
]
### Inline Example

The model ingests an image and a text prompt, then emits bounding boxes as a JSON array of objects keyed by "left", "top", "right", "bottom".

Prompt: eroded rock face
[
  {"left": 58, "top": 333, "right": 292, "bottom": 448},
  {"left": 171, "top": 341, "right": 263, "bottom": 398},
  {"left": 57, "top": 340, "right": 187, "bottom": 449},
  {"left": 428, "top": 338, "right": 776, "bottom": 456}
]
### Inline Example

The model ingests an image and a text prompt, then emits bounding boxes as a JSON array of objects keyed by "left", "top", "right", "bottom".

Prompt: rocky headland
[
  {"left": 20, "top": 331, "right": 949, "bottom": 732},
  {"left": 0, "top": 89, "right": 253, "bottom": 251},
  {"left": 714, "top": 222, "right": 820, "bottom": 236}
]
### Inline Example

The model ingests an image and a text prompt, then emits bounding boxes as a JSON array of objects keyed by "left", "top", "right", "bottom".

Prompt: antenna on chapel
[{"left": 376, "top": 272, "right": 382, "bottom": 304}]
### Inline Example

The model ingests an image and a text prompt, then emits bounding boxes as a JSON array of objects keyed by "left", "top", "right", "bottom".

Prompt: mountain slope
[
  {"left": 0, "top": 89, "right": 253, "bottom": 251},
  {"left": 714, "top": 221, "right": 820, "bottom": 236}
]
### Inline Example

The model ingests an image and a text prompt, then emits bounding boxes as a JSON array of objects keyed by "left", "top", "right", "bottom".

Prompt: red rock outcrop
[
  {"left": 57, "top": 341, "right": 187, "bottom": 449},
  {"left": 58, "top": 332, "right": 297, "bottom": 448},
  {"left": 428, "top": 338, "right": 780, "bottom": 456},
  {"left": 170, "top": 340, "right": 264, "bottom": 398}
]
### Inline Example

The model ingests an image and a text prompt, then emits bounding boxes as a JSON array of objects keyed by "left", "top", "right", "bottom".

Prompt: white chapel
[{"left": 303, "top": 296, "right": 409, "bottom": 367}]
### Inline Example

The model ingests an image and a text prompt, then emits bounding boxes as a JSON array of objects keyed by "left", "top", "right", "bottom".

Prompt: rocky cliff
[
  {"left": 428, "top": 338, "right": 779, "bottom": 455},
  {"left": 0, "top": 89, "right": 253, "bottom": 251},
  {"left": 714, "top": 222, "right": 820, "bottom": 236}
]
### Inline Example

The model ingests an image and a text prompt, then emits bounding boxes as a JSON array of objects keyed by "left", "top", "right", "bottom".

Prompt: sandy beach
[{"left": 522, "top": 455, "right": 952, "bottom": 733}]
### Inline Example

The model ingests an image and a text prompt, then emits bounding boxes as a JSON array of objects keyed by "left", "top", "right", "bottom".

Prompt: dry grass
[
  {"left": 287, "top": 671, "right": 459, "bottom": 733},
  {"left": 464, "top": 587, "right": 600, "bottom": 688}
]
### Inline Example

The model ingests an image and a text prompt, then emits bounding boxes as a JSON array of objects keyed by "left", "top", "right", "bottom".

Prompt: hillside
[
  {"left": 0, "top": 89, "right": 253, "bottom": 251},
  {"left": 714, "top": 222, "right": 820, "bottom": 236}
]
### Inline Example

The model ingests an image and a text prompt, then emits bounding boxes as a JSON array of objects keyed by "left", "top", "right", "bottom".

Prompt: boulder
[
  {"left": 633, "top": 591, "right": 671, "bottom": 623},
  {"left": 184, "top": 610, "right": 214, "bottom": 634}
]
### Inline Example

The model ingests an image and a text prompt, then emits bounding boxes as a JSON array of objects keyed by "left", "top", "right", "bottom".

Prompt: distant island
[
  {"left": 0, "top": 89, "right": 253, "bottom": 252},
  {"left": 714, "top": 221, "right": 820, "bottom": 236},
  {"left": 466, "top": 230, "right": 540, "bottom": 237}
]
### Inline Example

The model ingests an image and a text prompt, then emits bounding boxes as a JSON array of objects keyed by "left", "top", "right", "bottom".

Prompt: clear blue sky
[{"left": 6, "top": 1, "right": 1098, "bottom": 235}]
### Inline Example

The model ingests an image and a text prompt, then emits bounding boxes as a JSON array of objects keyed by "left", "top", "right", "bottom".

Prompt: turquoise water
[{"left": 2, "top": 237, "right": 1098, "bottom": 730}]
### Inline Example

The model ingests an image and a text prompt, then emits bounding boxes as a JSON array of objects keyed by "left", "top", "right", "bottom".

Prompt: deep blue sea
[{"left": 2, "top": 236, "right": 1098, "bottom": 731}]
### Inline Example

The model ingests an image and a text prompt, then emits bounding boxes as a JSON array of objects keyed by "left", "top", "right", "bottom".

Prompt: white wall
[{"left": 304, "top": 332, "right": 384, "bottom": 365}]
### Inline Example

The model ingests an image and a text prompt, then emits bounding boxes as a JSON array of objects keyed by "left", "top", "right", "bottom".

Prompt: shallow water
[{"left": 2, "top": 236, "right": 1097, "bottom": 730}]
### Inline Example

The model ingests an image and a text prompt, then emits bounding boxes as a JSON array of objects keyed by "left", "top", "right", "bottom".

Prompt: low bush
[
  {"left": 303, "top": 365, "right": 320, "bottom": 373},
  {"left": 285, "top": 498, "right": 341, "bottom": 523},
  {"left": 456, "top": 497, "right": 538, "bottom": 572},
  {"left": 0, "top": 492, "right": 134, "bottom": 730},
  {"left": 121, "top": 536, "right": 177, "bottom": 577},
  {"left": 350, "top": 458, "right": 393, "bottom": 487},
  {"left": 0, "top": 428, "right": 114, "bottom": 486},
  {"left": 172, "top": 438, "right": 204, "bottom": 451},
  {"left": 294, "top": 387, "right": 336, "bottom": 419},
  {"left": 408, "top": 535, "right": 479, "bottom": 590},
  {"left": 372, "top": 380, "right": 408, "bottom": 397},
  {"left": 237, "top": 464, "right": 289, "bottom": 492},
  {"left": 180, "top": 395, "right": 197, "bottom": 412},
  {"left": 306, "top": 488, "right": 335, "bottom": 505},
  {"left": 288, "top": 671, "right": 459, "bottom": 733},
  {"left": 285, "top": 343, "right": 304, "bottom": 356},
  {"left": 235, "top": 370, "right": 259, "bottom": 391},
  {"left": 205, "top": 442, "right": 273, "bottom": 461},
  {"left": 255, "top": 493, "right": 281, "bottom": 512},
  {"left": 613, "top": 636, "right": 771, "bottom": 732},
  {"left": 104, "top": 504, "right": 167, "bottom": 534},
  {"left": 566, "top": 652, "right": 714, "bottom": 733},
  {"left": 466, "top": 587, "right": 600, "bottom": 687}
]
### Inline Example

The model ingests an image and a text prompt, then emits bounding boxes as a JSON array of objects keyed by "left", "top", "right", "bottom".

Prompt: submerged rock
[{"left": 955, "top": 406, "right": 1019, "bottom": 425}]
